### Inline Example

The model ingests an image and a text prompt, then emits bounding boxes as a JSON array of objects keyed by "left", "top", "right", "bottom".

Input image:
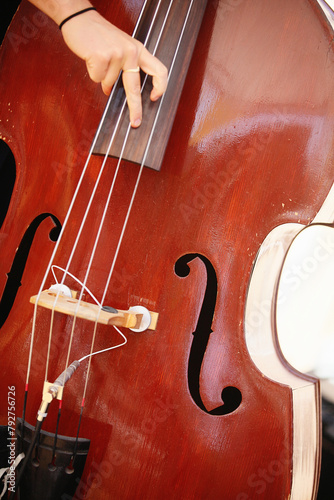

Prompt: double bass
[{"left": 1, "top": 0, "right": 333, "bottom": 498}]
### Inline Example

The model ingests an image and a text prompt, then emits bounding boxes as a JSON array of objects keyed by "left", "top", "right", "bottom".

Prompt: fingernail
[{"left": 132, "top": 118, "right": 142, "bottom": 128}]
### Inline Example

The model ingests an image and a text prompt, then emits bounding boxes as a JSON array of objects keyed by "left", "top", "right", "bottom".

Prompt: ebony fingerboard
[{"left": 92, "top": 0, "right": 208, "bottom": 171}]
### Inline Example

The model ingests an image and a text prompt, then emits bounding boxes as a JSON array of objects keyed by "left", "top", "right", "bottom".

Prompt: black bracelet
[{"left": 59, "top": 7, "right": 97, "bottom": 30}]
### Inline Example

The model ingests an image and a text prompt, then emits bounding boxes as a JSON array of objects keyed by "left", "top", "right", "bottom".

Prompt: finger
[
  {"left": 138, "top": 47, "right": 168, "bottom": 101},
  {"left": 86, "top": 49, "right": 122, "bottom": 95},
  {"left": 150, "top": 62, "right": 168, "bottom": 101},
  {"left": 122, "top": 70, "right": 142, "bottom": 128},
  {"left": 86, "top": 53, "right": 111, "bottom": 83},
  {"left": 101, "top": 63, "right": 121, "bottom": 96}
]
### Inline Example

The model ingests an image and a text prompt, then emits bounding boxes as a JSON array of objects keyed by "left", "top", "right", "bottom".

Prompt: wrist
[
  {"left": 56, "top": 1, "right": 94, "bottom": 25},
  {"left": 28, "top": 0, "right": 94, "bottom": 26},
  {"left": 59, "top": 7, "right": 97, "bottom": 30}
]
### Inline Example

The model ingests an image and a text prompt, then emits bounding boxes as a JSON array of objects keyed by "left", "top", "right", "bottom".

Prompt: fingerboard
[{"left": 92, "top": 0, "right": 208, "bottom": 171}]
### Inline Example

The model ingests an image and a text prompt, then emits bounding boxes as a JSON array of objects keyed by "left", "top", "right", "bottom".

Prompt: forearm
[{"left": 27, "top": 0, "right": 93, "bottom": 26}]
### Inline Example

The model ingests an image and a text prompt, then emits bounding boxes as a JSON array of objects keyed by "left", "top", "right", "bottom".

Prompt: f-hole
[
  {"left": 0, "top": 213, "right": 62, "bottom": 329},
  {"left": 0, "top": 139, "right": 16, "bottom": 229},
  {"left": 175, "top": 253, "right": 242, "bottom": 415}
]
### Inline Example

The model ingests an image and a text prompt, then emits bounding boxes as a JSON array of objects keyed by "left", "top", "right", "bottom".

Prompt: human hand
[{"left": 60, "top": 8, "right": 168, "bottom": 128}]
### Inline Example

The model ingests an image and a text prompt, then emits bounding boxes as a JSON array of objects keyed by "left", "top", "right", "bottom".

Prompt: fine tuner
[{"left": 30, "top": 286, "right": 158, "bottom": 333}]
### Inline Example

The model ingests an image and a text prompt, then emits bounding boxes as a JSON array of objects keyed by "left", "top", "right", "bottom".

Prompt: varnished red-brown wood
[{"left": 0, "top": 0, "right": 333, "bottom": 498}]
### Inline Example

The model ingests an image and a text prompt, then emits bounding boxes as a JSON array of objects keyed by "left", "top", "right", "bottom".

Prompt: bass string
[
  {"left": 47, "top": 0, "right": 175, "bottom": 459},
  {"left": 52, "top": 0, "right": 168, "bottom": 390},
  {"left": 80, "top": 0, "right": 196, "bottom": 406},
  {"left": 23, "top": 0, "right": 168, "bottom": 418},
  {"left": 43, "top": 0, "right": 163, "bottom": 386},
  {"left": 100, "top": 0, "right": 196, "bottom": 307},
  {"left": 23, "top": 0, "right": 151, "bottom": 396},
  {"left": 42, "top": 91, "right": 132, "bottom": 384},
  {"left": 80, "top": 0, "right": 180, "bottom": 405},
  {"left": 27, "top": 0, "right": 195, "bottom": 433}
]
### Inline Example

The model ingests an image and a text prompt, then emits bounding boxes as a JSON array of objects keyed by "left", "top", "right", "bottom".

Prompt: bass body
[{"left": 1, "top": 0, "right": 332, "bottom": 498}]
